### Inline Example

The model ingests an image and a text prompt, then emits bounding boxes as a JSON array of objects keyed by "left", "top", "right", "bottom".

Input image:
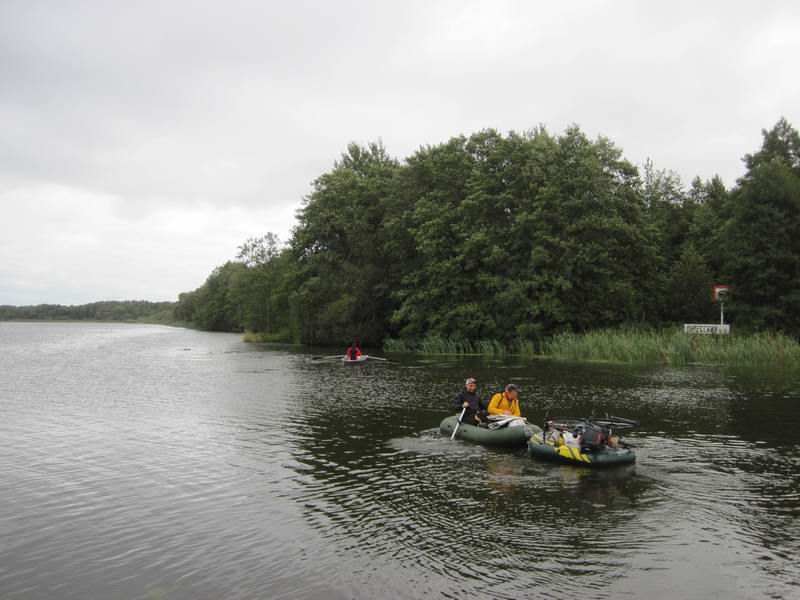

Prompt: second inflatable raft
[{"left": 528, "top": 437, "right": 636, "bottom": 466}]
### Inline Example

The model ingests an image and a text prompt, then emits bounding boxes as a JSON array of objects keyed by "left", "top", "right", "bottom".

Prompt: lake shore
[{"left": 383, "top": 328, "right": 800, "bottom": 366}]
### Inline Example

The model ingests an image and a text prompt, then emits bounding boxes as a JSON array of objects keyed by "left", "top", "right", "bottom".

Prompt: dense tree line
[
  {"left": 0, "top": 300, "right": 176, "bottom": 323},
  {"left": 176, "top": 118, "right": 800, "bottom": 345}
]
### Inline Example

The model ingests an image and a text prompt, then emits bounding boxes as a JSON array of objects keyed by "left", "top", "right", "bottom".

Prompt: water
[{"left": 0, "top": 322, "right": 798, "bottom": 599}]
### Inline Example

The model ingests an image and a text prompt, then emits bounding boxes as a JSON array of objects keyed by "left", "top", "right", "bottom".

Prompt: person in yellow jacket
[{"left": 487, "top": 384, "right": 521, "bottom": 417}]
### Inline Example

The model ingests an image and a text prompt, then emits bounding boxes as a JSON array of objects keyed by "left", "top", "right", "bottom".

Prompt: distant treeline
[
  {"left": 0, "top": 300, "right": 176, "bottom": 323},
  {"left": 169, "top": 117, "right": 800, "bottom": 346}
]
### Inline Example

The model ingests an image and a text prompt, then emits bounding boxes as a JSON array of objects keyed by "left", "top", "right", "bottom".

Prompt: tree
[
  {"left": 723, "top": 120, "right": 800, "bottom": 332},
  {"left": 236, "top": 233, "right": 281, "bottom": 268},
  {"left": 192, "top": 262, "right": 247, "bottom": 331},
  {"left": 686, "top": 175, "right": 729, "bottom": 276},
  {"left": 392, "top": 126, "right": 659, "bottom": 341},
  {"left": 744, "top": 117, "right": 800, "bottom": 174},
  {"left": 665, "top": 243, "right": 714, "bottom": 322},
  {"left": 290, "top": 141, "right": 402, "bottom": 344},
  {"left": 174, "top": 118, "right": 800, "bottom": 343},
  {"left": 234, "top": 233, "right": 283, "bottom": 333}
]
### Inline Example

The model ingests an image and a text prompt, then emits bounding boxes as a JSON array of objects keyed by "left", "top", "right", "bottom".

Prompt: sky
[{"left": 1, "top": 1, "right": 798, "bottom": 305}]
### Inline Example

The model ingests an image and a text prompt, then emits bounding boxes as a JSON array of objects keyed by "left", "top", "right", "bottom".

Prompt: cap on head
[
  {"left": 505, "top": 383, "right": 519, "bottom": 392},
  {"left": 465, "top": 377, "right": 477, "bottom": 385}
]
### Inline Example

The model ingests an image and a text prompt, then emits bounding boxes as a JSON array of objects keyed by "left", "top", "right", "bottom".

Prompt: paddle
[
  {"left": 361, "top": 355, "right": 400, "bottom": 364},
  {"left": 450, "top": 407, "right": 467, "bottom": 440}
]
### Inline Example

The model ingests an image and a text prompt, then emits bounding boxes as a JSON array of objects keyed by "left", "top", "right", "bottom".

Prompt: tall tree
[
  {"left": 723, "top": 119, "right": 800, "bottom": 331},
  {"left": 290, "top": 141, "right": 402, "bottom": 344},
  {"left": 686, "top": 175, "right": 729, "bottom": 276},
  {"left": 192, "top": 262, "right": 247, "bottom": 331},
  {"left": 665, "top": 243, "right": 715, "bottom": 322},
  {"left": 234, "top": 233, "right": 283, "bottom": 333},
  {"left": 393, "top": 126, "right": 660, "bottom": 340}
]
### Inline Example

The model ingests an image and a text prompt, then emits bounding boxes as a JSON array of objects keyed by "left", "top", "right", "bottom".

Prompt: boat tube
[
  {"left": 528, "top": 437, "right": 636, "bottom": 466},
  {"left": 439, "top": 415, "right": 541, "bottom": 447},
  {"left": 528, "top": 414, "right": 639, "bottom": 467},
  {"left": 342, "top": 355, "right": 369, "bottom": 364}
]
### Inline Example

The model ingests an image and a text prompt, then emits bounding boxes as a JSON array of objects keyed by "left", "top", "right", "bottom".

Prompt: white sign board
[{"left": 684, "top": 324, "right": 730, "bottom": 335}]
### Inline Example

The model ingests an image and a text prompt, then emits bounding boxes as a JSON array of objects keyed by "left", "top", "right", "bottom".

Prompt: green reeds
[
  {"left": 382, "top": 338, "right": 414, "bottom": 353},
  {"left": 542, "top": 328, "right": 800, "bottom": 366},
  {"left": 383, "top": 336, "right": 508, "bottom": 355},
  {"left": 384, "top": 329, "right": 800, "bottom": 365}
]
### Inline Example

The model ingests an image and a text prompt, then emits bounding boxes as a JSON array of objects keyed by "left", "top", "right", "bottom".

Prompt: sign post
[
  {"left": 685, "top": 285, "right": 731, "bottom": 335},
  {"left": 712, "top": 284, "right": 730, "bottom": 325}
]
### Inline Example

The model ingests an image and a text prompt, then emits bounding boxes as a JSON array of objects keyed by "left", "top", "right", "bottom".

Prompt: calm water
[{"left": 1, "top": 322, "right": 798, "bottom": 599}]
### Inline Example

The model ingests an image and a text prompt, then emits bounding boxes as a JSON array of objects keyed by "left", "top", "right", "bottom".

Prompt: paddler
[
  {"left": 487, "top": 384, "right": 521, "bottom": 417},
  {"left": 345, "top": 342, "right": 362, "bottom": 361},
  {"left": 452, "top": 377, "right": 488, "bottom": 425}
]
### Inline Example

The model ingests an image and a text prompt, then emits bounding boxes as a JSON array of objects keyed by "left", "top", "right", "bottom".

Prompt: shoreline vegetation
[
  {"left": 241, "top": 331, "right": 298, "bottom": 343},
  {"left": 0, "top": 301, "right": 179, "bottom": 325},
  {"left": 0, "top": 318, "right": 187, "bottom": 326},
  {"left": 384, "top": 329, "right": 800, "bottom": 366},
  {"left": 5, "top": 119, "right": 800, "bottom": 368},
  {"left": 3, "top": 314, "right": 800, "bottom": 367},
  {"left": 169, "top": 119, "right": 800, "bottom": 361},
  {"left": 241, "top": 327, "right": 800, "bottom": 368}
]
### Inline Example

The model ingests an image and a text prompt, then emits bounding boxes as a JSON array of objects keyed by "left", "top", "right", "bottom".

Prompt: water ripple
[{"left": 1, "top": 324, "right": 799, "bottom": 599}]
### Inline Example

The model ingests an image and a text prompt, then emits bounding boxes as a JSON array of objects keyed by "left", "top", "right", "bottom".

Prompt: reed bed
[
  {"left": 385, "top": 329, "right": 800, "bottom": 366},
  {"left": 542, "top": 328, "right": 800, "bottom": 366},
  {"left": 384, "top": 336, "right": 537, "bottom": 356},
  {"left": 384, "top": 336, "right": 508, "bottom": 355},
  {"left": 382, "top": 338, "right": 414, "bottom": 353}
]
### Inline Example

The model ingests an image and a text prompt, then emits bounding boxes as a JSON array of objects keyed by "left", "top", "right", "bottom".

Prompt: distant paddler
[{"left": 345, "top": 342, "right": 362, "bottom": 361}]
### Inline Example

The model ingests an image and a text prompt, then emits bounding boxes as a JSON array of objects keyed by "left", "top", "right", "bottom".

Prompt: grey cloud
[{"left": 0, "top": 0, "right": 798, "bottom": 303}]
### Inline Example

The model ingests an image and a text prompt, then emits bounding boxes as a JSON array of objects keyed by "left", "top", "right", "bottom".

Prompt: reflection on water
[{"left": 0, "top": 322, "right": 798, "bottom": 599}]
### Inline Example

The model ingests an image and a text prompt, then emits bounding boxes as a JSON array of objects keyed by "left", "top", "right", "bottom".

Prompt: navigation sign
[
  {"left": 685, "top": 284, "right": 732, "bottom": 334},
  {"left": 711, "top": 284, "right": 730, "bottom": 325},
  {"left": 712, "top": 284, "right": 730, "bottom": 303},
  {"left": 684, "top": 324, "right": 730, "bottom": 335}
]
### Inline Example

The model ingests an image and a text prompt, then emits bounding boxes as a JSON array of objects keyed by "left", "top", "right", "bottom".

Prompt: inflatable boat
[
  {"left": 528, "top": 415, "right": 639, "bottom": 467},
  {"left": 439, "top": 415, "right": 541, "bottom": 448},
  {"left": 528, "top": 437, "right": 636, "bottom": 466}
]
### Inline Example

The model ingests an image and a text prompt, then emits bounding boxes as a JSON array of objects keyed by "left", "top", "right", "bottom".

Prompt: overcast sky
[{"left": 1, "top": 1, "right": 798, "bottom": 305}]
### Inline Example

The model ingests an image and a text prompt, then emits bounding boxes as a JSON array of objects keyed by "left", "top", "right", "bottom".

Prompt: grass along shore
[
  {"left": 383, "top": 329, "right": 800, "bottom": 366},
  {"left": 383, "top": 337, "right": 532, "bottom": 356}
]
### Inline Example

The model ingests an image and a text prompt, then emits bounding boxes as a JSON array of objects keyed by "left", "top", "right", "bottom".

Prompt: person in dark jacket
[{"left": 452, "top": 377, "right": 488, "bottom": 426}]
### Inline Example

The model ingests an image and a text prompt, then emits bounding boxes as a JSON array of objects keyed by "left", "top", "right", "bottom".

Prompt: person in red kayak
[{"left": 345, "top": 342, "right": 362, "bottom": 361}]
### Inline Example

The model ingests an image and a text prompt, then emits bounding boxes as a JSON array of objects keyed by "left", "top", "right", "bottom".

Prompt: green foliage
[
  {"left": 189, "top": 262, "right": 248, "bottom": 331},
  {"left": 543, "top": 328, "right": 800, "bottom": 366},
  {"left": 175, "top": 234, "right": 297, "bottom": 338},
  {"left": 289, "top": 141, "right": 402, "bottom": 345},
  {"left": 391, "top": 127, "right": 657, "bottom": 341},
  {"left": 241, "top": 330, "right": 295, "bottom": 343},
  {"left": 383, "top": 336, "right": 508, "bottom": 355},
  {"left": 665, "top": 243, "right": 715, "bottom": 323},
  {"left": 14, "top": 119, "right": 798, "bottom": 359},
  {"left": 233, "top": 234, "right": 287, "bottom": 334},
  {"left": 383, "top": 329, "right": 800, "bottom": 366},
  {"left": 0, "top": 300, "right": 176, "bottom": 323},
  {"left": 744, "top": 117, "right": 800, "bottom": 174},
  {"left": 722, "top": 119, "right": 800, "bottom": 332},
  {"left": 173, "top": 118, "right": 800, "bottom": 348}
]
